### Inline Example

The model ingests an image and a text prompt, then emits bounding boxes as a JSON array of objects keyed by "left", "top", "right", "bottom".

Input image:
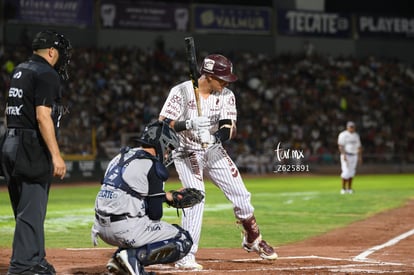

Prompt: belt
[
  {"left": 7, "top": 128, "right": 38, "bottom": 138},
  {"left": 95, "top": 213, "right": 128, "bottom": 223},
  {"left": 345, "top": 152, "right": 356, "bottom": 156}
]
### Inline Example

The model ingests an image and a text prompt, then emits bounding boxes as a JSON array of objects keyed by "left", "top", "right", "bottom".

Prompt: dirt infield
[{"left": 1, "top": 200, "right": 413, "bottom": 275}]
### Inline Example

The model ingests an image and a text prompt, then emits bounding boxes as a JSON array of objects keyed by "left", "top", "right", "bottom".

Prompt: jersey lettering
[
  {"left": 170, "top": 94, "right": 181, "bottom": 104},
  {"left": 166, "top": 102, "right": 181, "bottom": 113},
  {"left": 97, "top": 189, "right": 117, "bottom": 199},
  {"left": 145, "top": 224, "right": 161, "bottom": 232},
  {"left": 107, "top": 168, "right": 120, "bottom": 181},
  {"left": 227, "top": 96, "right": 235, "bottom": 106},
  {"left": 8, "top": 87, "right": 23, "bottom": 98},
  {"left": 164, "top": 109, "right": 179, "bottom": 118},
  {"left": 13, "top": 71, "right": 22, "bottom": 79},
  {"left": 186, "top": 99, "right": 197, "bottom": 109},
  {"left": 5, "top": 105, "right": 23, "bottom": 115}
]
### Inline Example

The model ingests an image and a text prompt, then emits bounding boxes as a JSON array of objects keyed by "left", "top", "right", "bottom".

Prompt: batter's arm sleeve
[
  {"left": 146, "top": 165, "right": 165, "bottom": 220},
  {"left": 214, "top": 119, "right": 237, "bottom": 142}
]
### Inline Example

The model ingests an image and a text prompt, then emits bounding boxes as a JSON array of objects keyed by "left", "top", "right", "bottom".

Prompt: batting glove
[
  {"left": 186, "top": 116, "right": 210, "bottom": 130},
  {"left": 198, "top": 128, "right": 216, "bottom": 145}
]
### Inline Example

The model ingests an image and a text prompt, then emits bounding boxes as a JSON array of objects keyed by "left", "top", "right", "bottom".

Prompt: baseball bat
[
  {"left": 184, "top": 36, "right": 202, "bottom": 116},
  {"left": 184, "top": 36, "right": 207, "bottom": 148}
]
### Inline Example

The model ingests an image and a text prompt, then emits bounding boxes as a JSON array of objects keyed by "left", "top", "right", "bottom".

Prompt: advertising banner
[
  {"left": 193, "top": 4, "right": 272, "bottom": 34},
  {"left": 357, "top": 14, "right": 414, "bottom": 39},
  {"left": 100, "top": 1, "right": 189, "bottom": 31},
  {"left": 5, "top": 0, "right": 93, "bottom": 27},
  {"left": 277, "top": 9, "right": 351, "bottom": 38}
]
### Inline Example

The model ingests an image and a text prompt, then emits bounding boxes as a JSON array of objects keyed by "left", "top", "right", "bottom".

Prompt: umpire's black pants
[{"left": 1, "top": 131, "right": 52, "bottom": 274}]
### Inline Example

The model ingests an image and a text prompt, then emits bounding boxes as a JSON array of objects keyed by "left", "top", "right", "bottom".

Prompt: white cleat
[
  {"left": 175, "top": 259, "right": 203, "bottom": 270},
  {"left": 242, "top": 235, "right": 278, "bottom": 260}
]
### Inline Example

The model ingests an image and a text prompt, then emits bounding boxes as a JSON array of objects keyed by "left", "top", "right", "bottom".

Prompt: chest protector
[{"left": 101, "top": 147, "right": 169, "bottom": 199}]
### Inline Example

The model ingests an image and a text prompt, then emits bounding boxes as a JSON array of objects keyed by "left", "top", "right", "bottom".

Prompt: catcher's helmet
[
  {"left": 32, "top": 30, "right": 72, "bottom": 81},
  {"left": 138, "top": 120, "right": 179, "bottom": 165},
  {"left": 200, "top": 54, "right": 238, "bottom": 83}
]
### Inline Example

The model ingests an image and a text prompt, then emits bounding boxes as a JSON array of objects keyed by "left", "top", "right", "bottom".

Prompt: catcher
[{"left": 91, "top": 121, "right": 204, "bottom": 275}]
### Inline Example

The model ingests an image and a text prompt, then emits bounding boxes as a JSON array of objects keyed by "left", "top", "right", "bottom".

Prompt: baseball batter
[
  {"left": 338, "top": 121, "right": 362, "bottom": 194},
  {"left": 159, "top": 54, "right": 277, "bottom": 270}
]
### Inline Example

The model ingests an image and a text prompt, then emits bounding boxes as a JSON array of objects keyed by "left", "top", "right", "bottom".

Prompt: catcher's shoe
[
  {"left": 242, "top": 235, "right": 278, "bottom": 260},
  {"left": 175, "top": 256, "right": 203, "bottom": 270},
  {"left": 116, "top": 250, "right": 136, "bottom": 275},
  {"left": 116, "top": 250, "right": 155, "bottom": 275},
  {"left": 107, "top": 257, "right": 128, "bottom": 275}
]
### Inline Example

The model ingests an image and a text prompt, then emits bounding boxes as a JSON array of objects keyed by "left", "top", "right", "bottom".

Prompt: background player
[
  {"left": 338, "top": 121, "right": 362, "bottom": 194},
  {"left": 91, "top": 121, "right": 194, "bottom": 275},
  {"left": 159, "top": 54, "right": 277, "bottom": 270}
]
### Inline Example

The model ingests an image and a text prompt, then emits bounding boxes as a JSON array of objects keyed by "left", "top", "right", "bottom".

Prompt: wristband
[
  {"left": 173, "top": 120, "right": 187, "bottom": 132},
  {"left": 185, "top": 120, "right": 192, "bottom": 130}
]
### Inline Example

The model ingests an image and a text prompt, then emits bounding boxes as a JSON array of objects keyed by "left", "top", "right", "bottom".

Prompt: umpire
[{"left": 0, "top": 30, "right": 72, "bottom": 275}]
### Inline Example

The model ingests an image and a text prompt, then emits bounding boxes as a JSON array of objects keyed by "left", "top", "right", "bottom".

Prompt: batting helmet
[
  {"left": 32, "top": 30, "right": 72, "bottom": 81},
  {"left": 138, "top": 120, "right": 179, "bottom": 165},
  {"left": 200, "top": 54, "right": 238, "bottom": 83}
]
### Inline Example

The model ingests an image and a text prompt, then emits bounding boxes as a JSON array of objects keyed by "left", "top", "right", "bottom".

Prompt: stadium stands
[{"left": 1, "top": 45, "right": 413, "bottom": 173}]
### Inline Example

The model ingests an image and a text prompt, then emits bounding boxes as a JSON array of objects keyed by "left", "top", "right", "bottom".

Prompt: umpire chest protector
[{"left": 102, "top": 147, "right": 169, "bottom": 199}]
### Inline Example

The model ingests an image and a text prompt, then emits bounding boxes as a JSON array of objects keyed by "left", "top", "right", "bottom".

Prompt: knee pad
[{"left": 136, "top": 224, "right": 193, "bottom": 266}]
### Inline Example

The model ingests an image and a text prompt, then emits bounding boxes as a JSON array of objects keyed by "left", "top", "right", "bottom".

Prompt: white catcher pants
[
  {"left": 92, "top": 215, "right": 179, "bottom": 248},
  {"left": 173, "top": 143, "right": 255, "bottom": 262}
]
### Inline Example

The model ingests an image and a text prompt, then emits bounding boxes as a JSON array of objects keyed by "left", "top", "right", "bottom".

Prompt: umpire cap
[{"left": 200, "top": 54, "right": 238, "bottom": 83}]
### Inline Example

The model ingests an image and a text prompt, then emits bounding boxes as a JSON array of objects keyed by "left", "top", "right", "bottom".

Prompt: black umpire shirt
[{"left": 6, "top": 54, "right": 62, "bottom": 132}]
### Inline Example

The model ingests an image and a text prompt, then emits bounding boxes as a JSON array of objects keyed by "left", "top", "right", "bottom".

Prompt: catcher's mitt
[{"left": 167, "top": 188, "right": 204, "bottom": 209}]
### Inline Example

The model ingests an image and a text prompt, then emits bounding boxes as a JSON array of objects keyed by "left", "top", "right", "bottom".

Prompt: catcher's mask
[
  {"left": 200, "top": 54, "right": 238, "bottom": 83},
  {"left": 32, "top": 29, "right": 72, "bottom": 81},
  {"left": 138, "top": 120, "right": 179, "bottom": 166}
]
